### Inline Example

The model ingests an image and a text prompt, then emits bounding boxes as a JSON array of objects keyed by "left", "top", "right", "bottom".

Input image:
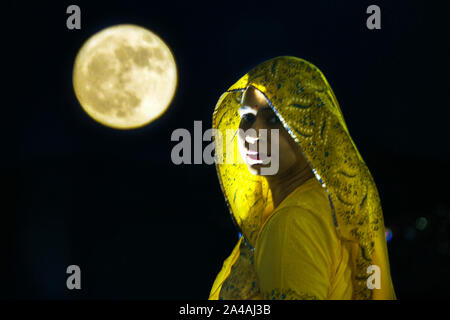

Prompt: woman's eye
[
  {"left": 268, "top": 115, "right": 280, "bottom": 124},
  {"left": 241, "top": 113, "right": 256, "bottom": 123}
]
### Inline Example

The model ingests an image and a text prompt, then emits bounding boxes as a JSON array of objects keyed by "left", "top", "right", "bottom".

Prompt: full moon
[{"left": 73, "top": 24, "right": 177, "bottom": 129}]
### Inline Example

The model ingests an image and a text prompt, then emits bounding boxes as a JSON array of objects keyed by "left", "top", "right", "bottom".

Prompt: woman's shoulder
[
  {"left": 264, "top": 203, "right": 331, "bottom": 237},
  {"left": 258, "top": 177, "right": 339, "bottom": 247},
  {"left": 255, "top": 194, "right": 341, "bottom": 274}
]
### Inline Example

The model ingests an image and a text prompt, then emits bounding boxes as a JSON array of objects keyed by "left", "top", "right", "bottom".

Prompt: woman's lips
[
  {"left": 246, "top": 151, "right": 269, "bottom": 164},
  {"left": 247, "top": 152, "right": 260, "bottom": 160}
]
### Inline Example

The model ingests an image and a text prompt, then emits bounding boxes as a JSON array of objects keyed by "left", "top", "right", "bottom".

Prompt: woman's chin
[
  {"left": 245, "top": 156, "right": 273, "bottom": 175},
  {"left": 246, "top": 162, "right": 265, "bottom": 175}
]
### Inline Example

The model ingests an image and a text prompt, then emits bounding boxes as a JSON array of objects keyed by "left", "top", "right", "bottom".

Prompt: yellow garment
[
  {"left": 255, "top": 177, "right": 353, "bottom": 299},
  {"left": 209, "top": 56, "right": 396, "bottom": 300}
]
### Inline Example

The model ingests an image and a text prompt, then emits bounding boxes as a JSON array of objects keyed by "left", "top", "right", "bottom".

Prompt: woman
[{"left": 208, "top": 56, "right": 396, "bottom": 300}]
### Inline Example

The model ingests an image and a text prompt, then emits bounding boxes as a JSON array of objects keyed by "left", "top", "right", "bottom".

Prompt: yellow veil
[{"left": 210, "top": 56, "right": 395, "bottom": 299}]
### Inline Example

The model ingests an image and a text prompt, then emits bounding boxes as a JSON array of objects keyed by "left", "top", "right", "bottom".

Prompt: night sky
[{"left": 2, "top": 0, "right": 449, "bottom": 299}]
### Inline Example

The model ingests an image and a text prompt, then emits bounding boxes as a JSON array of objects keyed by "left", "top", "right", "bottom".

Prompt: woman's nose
[{"left": 244, "top": 117, "right": 265, "bottom": 144}]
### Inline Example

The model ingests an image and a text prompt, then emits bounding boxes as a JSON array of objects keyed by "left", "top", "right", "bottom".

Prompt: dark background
[{"left": 2, "top": 0, "right": 449, "bottom": 299}]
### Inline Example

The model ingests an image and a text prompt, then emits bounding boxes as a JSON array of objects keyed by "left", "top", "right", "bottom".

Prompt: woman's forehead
[{"left": 241, "top": 92, "right": 270, "bottom": 110}]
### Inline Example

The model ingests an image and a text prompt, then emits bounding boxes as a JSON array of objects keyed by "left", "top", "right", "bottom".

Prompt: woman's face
[{"left": 237, "top": 86, "right": 309, "bottom": 176}]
